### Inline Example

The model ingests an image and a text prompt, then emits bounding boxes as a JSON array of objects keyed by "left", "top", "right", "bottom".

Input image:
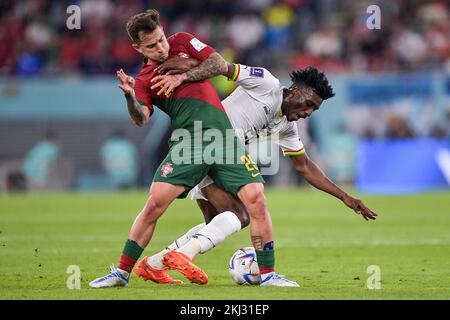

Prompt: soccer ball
[{"left": 228, "top": 247, "right": 261, "bottom": 285}]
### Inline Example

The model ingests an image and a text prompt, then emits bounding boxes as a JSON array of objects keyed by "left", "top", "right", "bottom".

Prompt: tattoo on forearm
[
  {"left": 185, "top": 53, "right": 226, "bottom": 82},
  {"left": 126, "top": 94, "right": 146, "bottom": 124},
  {"left": 251, "top": 236, "right": 263, "bottom": 250}
]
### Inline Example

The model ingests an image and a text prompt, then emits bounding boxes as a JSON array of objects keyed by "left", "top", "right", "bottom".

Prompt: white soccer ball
[{"left": 228, "top": 247, "right": 261, "bottom": 285}]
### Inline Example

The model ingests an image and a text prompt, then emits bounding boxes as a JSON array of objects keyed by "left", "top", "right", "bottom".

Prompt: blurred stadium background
[
  {"left": 1, "top": 0, "right": 450, "bottom": 300},
  {"left": 0, "top": 0, "right": 449, "bottom": 192}
]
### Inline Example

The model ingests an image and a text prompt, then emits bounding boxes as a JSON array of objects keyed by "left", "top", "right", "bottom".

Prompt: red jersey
[{"left": 134, "top": 32, "right": 227, "bottom": 131}]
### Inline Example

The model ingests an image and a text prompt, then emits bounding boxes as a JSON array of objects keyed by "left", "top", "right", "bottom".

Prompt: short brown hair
[{"left": 126, "top": 9, "right": 161, "bottom": 43}]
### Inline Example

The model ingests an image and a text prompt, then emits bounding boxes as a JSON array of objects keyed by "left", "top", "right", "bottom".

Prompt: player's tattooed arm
[
  {"left": 125, "top": 93, "right": 150, "bottom": 127},
  {"left": 150, "top": 52, "right": 230, "bottom": 96},
  {"left": 117, "top": 69, "right": 150, "bottom": 127},
  {"left": 184, "top": 52, "right": 229, "bottom": 82},
  {"left": 154, "top": 56, "right": 201, "bottom": 75}
]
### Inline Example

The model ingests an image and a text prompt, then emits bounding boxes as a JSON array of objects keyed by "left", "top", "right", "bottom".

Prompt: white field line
[
  {"left": 277, "top": 238, "right": 450, "bottom": 247},
  {"left": 1, "top": 235, "right": 450, "bottom": 247}
]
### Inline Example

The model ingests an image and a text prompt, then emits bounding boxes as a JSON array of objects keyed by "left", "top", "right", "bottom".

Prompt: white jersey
[
  {"left": 222, "top": 64, "right": 305, "bottom": 156},
  {"left": 189, "top": 64, "right": 306, "bottom": 200}
]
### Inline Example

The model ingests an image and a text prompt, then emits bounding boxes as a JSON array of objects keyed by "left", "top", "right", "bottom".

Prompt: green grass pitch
[{"left": 1, "top": 188, "right": 449, "bottom": 300}]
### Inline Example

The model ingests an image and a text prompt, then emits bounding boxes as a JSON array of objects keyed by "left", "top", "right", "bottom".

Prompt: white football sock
[
  {"left": 177, "top": 211, "right": 242, "bottom": 260},
  {"left": 147, "top": 222, "right": 206, "bottom": 270}
]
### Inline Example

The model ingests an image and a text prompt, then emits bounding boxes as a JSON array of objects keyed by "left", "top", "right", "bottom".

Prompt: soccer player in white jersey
[{"left": 135, "top": 59, "right": 378, "bottom": 286}]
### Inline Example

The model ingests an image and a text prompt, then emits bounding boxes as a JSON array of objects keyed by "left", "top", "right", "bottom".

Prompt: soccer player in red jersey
[{"left": 90, "top": 9, "right": 297, "bottom": 287}]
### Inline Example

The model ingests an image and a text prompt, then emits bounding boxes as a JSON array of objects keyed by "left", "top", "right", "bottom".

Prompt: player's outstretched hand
[
  {"left": 150, "top": 74, "right": 186, "bottom": 97},
  {"left": 116, "top": 69, "right": 135, "bottom": 95},
  {"left": 342, "top": 194, "right": 378, "bottom": 221}
]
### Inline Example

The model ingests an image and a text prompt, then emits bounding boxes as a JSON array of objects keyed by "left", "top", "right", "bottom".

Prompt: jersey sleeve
[
  {"left": 228, "top": 64, "right": 280, "bottom": 93},
  {"left": 134, "top": 77, "right": 154, "bottom": 116},
  {"left": 172, "top": 32, "right": 216, "bottom": 62},
  {"left": 277, "top": 121, "right": 306, "bottom": 157}
]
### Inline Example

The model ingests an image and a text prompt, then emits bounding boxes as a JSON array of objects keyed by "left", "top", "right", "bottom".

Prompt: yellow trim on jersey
[
  {"left": 228, "top": 64, "right": 240, "bottom": 81},
  {"left": 278, "top": 107, "right": 283, "bottom": 118},
  {"left": 282, "top": 147, "right": 305, "bottom": 157}
]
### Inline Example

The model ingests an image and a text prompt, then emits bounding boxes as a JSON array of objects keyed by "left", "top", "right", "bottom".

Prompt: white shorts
[{"left": 188, "top": 175, "right": 214, "bottom": 201}]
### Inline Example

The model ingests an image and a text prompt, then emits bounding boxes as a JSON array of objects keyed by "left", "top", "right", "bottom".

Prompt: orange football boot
[
  {"left": 135, "top": 257, "right": 183, "bottom": 284},
  {"left": 162, "top": 250, "right": 208, "bottom": 285}
]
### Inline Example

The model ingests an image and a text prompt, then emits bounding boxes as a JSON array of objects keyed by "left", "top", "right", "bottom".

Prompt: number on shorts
[{"left": 241, "top": 154, "right": 259, "bottom": 173}]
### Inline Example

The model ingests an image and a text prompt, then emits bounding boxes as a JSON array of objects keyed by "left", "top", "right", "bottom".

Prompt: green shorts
[
  {"left": 153, "top": 143, "right": 265, "bottom": 198},
  {"left": 151, "top": 99, "right": 264, "bottom": 198}
]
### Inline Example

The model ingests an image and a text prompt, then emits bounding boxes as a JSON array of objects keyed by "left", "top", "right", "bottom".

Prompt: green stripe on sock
[
  {"left": 123, "top": 239, "right": 144, "bottom": 260},
  {"left": 256, "top": 249, "right": 275, "bottom": 268}
]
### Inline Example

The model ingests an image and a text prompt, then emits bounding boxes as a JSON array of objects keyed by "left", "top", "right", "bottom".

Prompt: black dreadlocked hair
[{"left": 290, "top": 66, "right": 335, "bottom": 100}]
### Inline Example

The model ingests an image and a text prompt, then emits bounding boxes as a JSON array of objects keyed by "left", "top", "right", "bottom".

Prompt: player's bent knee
[
  {"left": 233, "top": 207, "right": 250, "bottom": 228},
  {"left": 141, "top": 197, "right": 167, "bottom": 222},
  {"left": 242, "top": 187, "right": 267, "bottom": 213},
  {"left": 214, "top": 200, "right": 249, "bottom": 228},
  {"left": 196, "top": 211, "right": 242, "bottom": 253},
  {"left": 241, "top": 212, "right": 250, "bottom": 228}
]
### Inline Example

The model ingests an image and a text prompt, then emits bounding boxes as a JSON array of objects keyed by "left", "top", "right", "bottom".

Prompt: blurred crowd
[
  {"left": 1, "top": 0, "right": 449, "bottom": 190},
  {"left": 1, "top": 0, "right": 449, "bottom": 76}
]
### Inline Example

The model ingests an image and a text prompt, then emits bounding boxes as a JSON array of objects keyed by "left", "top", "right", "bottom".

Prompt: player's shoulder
[
  {"left": 168, "top": 32, "right": 195, "bottom": 43},
  {"left": 241, "top": 65, "right": 280, "bottom": 85},
  {"left": 279, "top": 117, "right": 299, "bottom": 136}
]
